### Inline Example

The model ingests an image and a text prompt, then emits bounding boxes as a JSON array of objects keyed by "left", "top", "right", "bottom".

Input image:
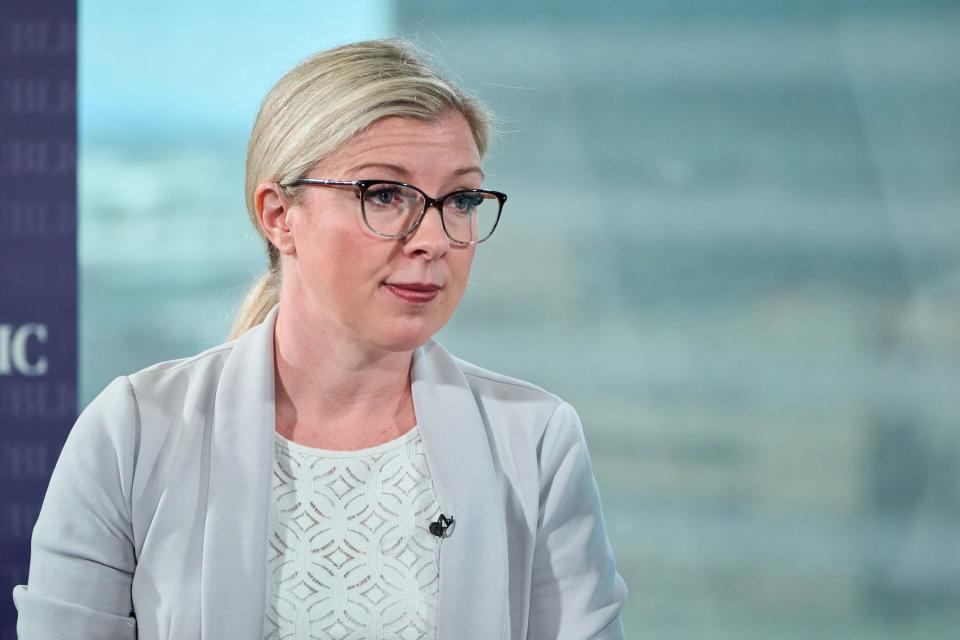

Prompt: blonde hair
[{"left": 229, "top": 38, "right": 493, "bottom": 340}]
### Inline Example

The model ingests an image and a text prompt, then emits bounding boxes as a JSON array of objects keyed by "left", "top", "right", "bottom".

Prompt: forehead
[{"left": 317, "top": 112, "right": 481, "bottom": 176}]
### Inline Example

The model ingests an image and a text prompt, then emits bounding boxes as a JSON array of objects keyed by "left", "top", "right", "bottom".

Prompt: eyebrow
[{"left": 346, "top": 162, "right": 485, "bottom": 181}]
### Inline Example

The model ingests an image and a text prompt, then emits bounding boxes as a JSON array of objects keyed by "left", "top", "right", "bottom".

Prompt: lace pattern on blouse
[{"left": 263, "top": 426, "right": 442, "bottom": 640}]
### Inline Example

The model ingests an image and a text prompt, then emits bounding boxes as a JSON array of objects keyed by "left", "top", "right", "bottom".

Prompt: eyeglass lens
[{"left": 361, "top": 183, "right": 499, "bottom": 244}]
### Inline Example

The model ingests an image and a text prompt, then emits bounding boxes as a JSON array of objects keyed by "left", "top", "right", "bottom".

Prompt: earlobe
[{"left": 254, "top": 182, "right": 296, "bottom": 256}]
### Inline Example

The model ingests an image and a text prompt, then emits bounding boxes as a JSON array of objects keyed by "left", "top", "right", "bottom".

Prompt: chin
[
  {"left": 370, "top": 333, "right": 432, "bottom": 354},
  {"left": 373, "top": 317, "right": 447, "bottom": 353}
]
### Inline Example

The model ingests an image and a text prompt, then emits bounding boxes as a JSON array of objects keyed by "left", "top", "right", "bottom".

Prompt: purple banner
[{"left": 0, "top": 2, "right": 77, "bottom": 637}]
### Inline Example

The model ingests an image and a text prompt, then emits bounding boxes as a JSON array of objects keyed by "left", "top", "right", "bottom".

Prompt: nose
[{"left": 402, "top": 203, "right": 450, "bottom": 258}]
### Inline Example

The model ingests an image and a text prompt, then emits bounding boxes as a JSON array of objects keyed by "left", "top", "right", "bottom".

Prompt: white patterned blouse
[{"left": 262, "top": 425, "right": 443, "bottom": 640}]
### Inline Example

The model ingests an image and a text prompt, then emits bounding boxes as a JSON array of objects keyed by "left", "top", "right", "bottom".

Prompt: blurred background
[{"left": 78, "top": 0, "right": 960, "bottom": 637}]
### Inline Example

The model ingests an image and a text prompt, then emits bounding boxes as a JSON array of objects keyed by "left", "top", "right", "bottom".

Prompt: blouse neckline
[{"left": 273, "top": 425, "right": 420, "bottom": 458}]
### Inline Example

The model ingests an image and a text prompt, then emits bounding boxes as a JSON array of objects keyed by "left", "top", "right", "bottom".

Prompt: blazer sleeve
[
  {"left": 528, "top": 401, "right": 628, "bottom": 640},
  {"left": 13, "top": 376, "right": 139, "bottom": 640}
]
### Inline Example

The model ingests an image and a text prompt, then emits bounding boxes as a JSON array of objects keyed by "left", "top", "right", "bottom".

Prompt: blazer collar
[{"left": 200, "top": 304, "right": 508, "bottom": 640}]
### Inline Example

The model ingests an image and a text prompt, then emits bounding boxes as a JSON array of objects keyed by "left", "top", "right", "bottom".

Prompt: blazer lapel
[
  {"left": 200, "top": 304, "right": 278, "bottom": 640},
  {"left": 412, "top": 341, "right": 510, "bottom": 640}
]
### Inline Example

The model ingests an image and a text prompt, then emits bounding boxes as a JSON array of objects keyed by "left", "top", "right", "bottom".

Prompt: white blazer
[{"left": 13, "top": 304, "right": 627, "bottom": 639}]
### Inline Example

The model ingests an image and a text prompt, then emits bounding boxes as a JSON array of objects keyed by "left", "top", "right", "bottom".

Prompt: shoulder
[
  {"left": 77, "top": 338, "right": 238, "bottom": 438},
  {"left": 69, "top": 339, "right": 242, "bottom": 451},
  {"left": 121, "top": 339, "right": 237, "bottom": 407},
  {"left": 127, "top": 340, "right": 235, "bottom": 385},
  {"left": 455, "top": 356, "right": 558, "bottom": 399},
  {"left": 451, "top": 353, "right": 563, "bottom": 408},
  {"left": 438, "top": 348, "right": 578, "bottom": 444}
]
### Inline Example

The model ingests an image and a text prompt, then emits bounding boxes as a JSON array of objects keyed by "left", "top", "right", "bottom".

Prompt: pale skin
[{"left": 254, "top": 111, "right": 482, "bottom": 450}]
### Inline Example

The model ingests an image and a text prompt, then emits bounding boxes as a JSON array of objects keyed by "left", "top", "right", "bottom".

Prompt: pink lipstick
[{"left": 383, "top": 282, "right": 441, "bottom": 303}]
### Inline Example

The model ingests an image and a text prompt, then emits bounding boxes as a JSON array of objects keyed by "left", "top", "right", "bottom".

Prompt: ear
[{"left": 254, "top": 182, "right": 296, "bottom": 256}]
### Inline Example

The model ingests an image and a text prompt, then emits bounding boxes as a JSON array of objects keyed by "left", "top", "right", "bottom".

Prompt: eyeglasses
[{"left": 280, "top": 178, "right": 507, "bottom": 246}]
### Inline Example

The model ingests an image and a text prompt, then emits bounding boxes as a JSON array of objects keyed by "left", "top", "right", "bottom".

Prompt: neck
[{"left": 272, "top": 296, "right": 417, "bottom": 442}]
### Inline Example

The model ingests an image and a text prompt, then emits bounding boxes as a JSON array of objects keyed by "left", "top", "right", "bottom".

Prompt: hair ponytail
[{"left": 229, "top": 245, "right": 282, "bottom": 340}]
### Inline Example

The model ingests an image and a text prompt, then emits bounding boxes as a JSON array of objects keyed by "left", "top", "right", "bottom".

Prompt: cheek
[
  {"left": 298, "top": 219, "right": 380, "bottom": 299},
  {"left": 447, "top": 249, "right": 476, "bottom": 300}
]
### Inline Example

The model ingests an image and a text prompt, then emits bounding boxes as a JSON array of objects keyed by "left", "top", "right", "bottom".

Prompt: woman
[{"left": 13, "top": 39, "right": 627, "bottom": 639}]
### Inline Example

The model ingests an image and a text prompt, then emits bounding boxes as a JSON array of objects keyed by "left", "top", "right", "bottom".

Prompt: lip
[
  {"left": 385, "top": 281, "right": 442, "bottom": 291},
  {"left": 382, "top": 282, "right": 442, "bottom": 303}
]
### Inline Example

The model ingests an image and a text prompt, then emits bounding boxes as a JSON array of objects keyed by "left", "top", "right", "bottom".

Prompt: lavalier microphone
[{"left": 429, "top": 513, "right": 455, "bottom": 538}]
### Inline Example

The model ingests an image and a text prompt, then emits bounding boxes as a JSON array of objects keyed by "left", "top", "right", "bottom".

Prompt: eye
[
  {"left": 365, "top": 185, "right": 402, "bottom": 206},
  {"left": 449, "top": 193, "right": 484, "bottom": 212}
]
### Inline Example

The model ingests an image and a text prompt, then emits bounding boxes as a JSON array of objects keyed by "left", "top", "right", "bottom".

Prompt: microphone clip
[{"left": 429, "top": 513, "right": 455, "bottom": 538}]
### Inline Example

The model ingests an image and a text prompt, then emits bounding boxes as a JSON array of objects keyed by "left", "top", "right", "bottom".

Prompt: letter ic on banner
[{"left": 0, "top": 324, "right": 49, "bottom": 377}]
